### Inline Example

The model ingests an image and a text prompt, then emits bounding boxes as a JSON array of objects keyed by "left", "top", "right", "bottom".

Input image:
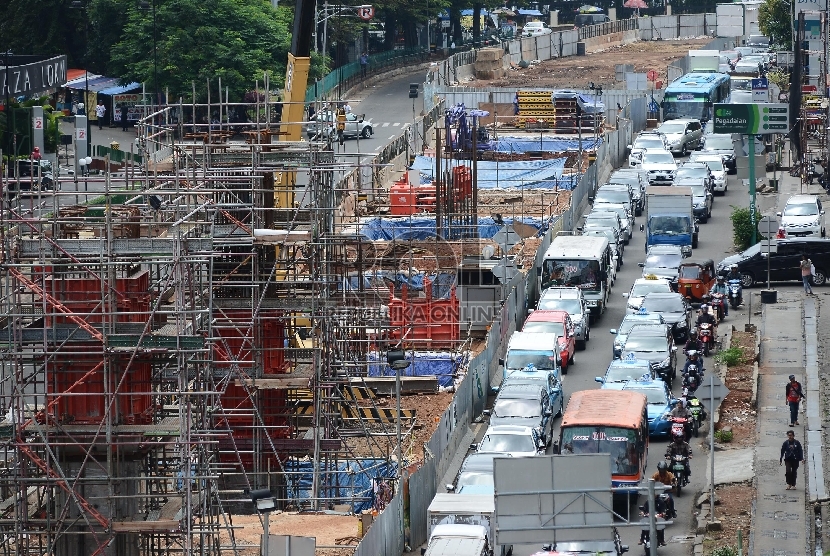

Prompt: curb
[{"left": 750, "top": 326, "right": 761, "bottom": 409}]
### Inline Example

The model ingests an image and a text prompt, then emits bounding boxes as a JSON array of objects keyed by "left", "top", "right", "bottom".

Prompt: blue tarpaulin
[
  {"left": 342, "top": 271, "right": 456, "bottom": 299},
  {"left": 411, "top": 157, "right": 567, "bottom": 189},
  {"left": 284, "top": 458, "right": 397, "bottom": 512},
  {"left": 368, "top": 351, "right": 467, "bottom": 388},
  {"left": 355, "top": 215, "right": 549, "bottom": 241},
  {"left": 494, "top": 136, "right": 603, "bottom": 153},
  {"left": 518, "top": 8, "right": 543, "bottom": 15}
]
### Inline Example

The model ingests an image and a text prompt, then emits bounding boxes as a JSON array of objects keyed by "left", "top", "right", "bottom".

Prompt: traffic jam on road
[{"left": 421, "top": 38, "right": 809, "bottom": 556}]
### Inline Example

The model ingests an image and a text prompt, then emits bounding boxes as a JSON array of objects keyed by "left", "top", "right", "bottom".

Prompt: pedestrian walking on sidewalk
[
  {"left": 786, "top": 374, "right": 806, "bottom": 426},
  {"left": 96, "top": 101, "right": 106, "bottom": 130},
  {"left": 780, "top": 430, "right": 804, "bottom": 489},
  {"left": 360, "top": 52, "right": 368, "bottom": 79},
  {"left": 800, "top": 255, "right": 814, "bottom": 294}
]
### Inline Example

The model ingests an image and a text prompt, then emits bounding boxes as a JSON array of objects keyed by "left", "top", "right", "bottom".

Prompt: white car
[
  {"left": 523, "top": 21, "right": 552, "bottom": 37},
  {"left": 627, "top": 132, "right": 669, "bottom": 168},
  {"left": 624, "top": 277, "right": 673, "bottom": 313},
  {"left": 640, "top": 149, "right": 678, "bottom": 185},
  {"left": 778, "top": 195, "right": 826, "bottom": 238},
  {"left": 593, "top": 204, "right": 633, "bottom": 242},
  {"left": 475, "top": 424, "right": 545, "bottom": 457},
  {"left": 689, "top": 153, "right": 727, "bottom": 193}
]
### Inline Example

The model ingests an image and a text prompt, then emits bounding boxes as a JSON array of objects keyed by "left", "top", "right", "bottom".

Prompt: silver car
[
  {"left": 656, "top": 118, "right": 703, "bottom": 156},
  {"left": 306, "top": 111, "right": 373, "bottom": 140}
]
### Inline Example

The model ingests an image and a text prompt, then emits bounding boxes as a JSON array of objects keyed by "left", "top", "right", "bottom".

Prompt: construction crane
[{"left": 280, "top": 0, "right": 315, "bottom": 143}]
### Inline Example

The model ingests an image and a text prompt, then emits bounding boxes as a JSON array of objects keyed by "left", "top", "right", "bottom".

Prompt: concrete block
[
  {"left": 706, "top": 520, "right": 722, "bottom": 531},
  {"left": 696, "top": 517, "right": 708, "bottom": 534},
  {"left": 696, "top": 492, "right": 720, "bottom": 508},
  {"left": 476, "top": 48, "right": 504, "bottom": 62},
  {"left": 475, "top": 69, "right": 505, "bottom": 80}
]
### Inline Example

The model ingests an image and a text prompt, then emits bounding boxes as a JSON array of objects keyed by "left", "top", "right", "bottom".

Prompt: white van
[{"left": 539, "top": 234, "right": 612, "bottom": 320}]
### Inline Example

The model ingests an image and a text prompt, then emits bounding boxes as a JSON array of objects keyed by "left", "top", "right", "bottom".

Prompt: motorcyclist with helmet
[
  {"left": 650, "top": 460, "right": 677, "bottom": 518},
  {"left": 670, "top": 399, "right": 693, "bottom": 440},
  {"left": 666, "top": 435, "right": 693, "bottom": 479},
  {"left": 696, "top": 304, "right": 717, "bottom": 347},
  {"left": 684, "top": 329, "right": 704, "bottom": 355},
  {"left": 726, "top": 264, "right": 741, "bottom": 283},
  {"left": 710, "top": 275, "right": 729, "bottom": 317},
  {"left": 683, "top": 346, "right": 705, "bottom": 376}
]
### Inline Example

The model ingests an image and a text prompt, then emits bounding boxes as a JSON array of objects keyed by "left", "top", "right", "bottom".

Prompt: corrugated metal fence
[
  {"left": 408, "top": 457, "right": 437, "bottom": 548},
  {"left": 353, "top": 492, "right": 404, "bottom": 556}
]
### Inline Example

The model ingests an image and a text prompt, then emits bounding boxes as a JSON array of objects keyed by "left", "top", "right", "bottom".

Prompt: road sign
[
  {"left": 75, "top": 128, "right": 86, "bottom": 141},
  {"left": 758, "top": 215, "right": 779, "bottom": 237},
  {"left": 704, "top": 373, "right": 730, "bottom": 412},
  {"left": 33, "top": 116, "right": 44, "bottom": 130},
  {"left": 712, "top": 103, "right": 789, "bottom": 134},
  {"left": 751, "top": 77, "right": 769, "bottom": 103},
  {"left": 356, "top": 5, "right": 374, "bottom": 20},
  {"left": 647, "top": 69, "right": 658, "bottom": 82}
]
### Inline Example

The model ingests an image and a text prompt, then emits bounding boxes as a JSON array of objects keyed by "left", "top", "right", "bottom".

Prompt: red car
[{"left": 521, "top": 310, "right": 577, "bottom": 373}]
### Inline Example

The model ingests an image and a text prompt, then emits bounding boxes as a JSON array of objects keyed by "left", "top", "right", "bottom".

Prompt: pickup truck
[{"left": 428, "top": 493, "right": 512, "bottom": 556}]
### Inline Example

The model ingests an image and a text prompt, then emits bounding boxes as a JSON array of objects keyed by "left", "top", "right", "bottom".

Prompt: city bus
[
  {"left": 557, "top": 389, "right": 649, "bottom": 497},
  {"left": 662, "top": 72, "right": 731, "bottom": 122},
  {"left": 539, "top": 234, "right": 612, "bottom": 319}
]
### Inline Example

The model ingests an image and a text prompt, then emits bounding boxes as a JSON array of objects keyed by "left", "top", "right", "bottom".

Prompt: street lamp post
[
  {"left": 250, "top": 489, "right": 277, "bottom": 556},
  {"left": 70, "top": 1, "right": 91, "bottom": 154}
]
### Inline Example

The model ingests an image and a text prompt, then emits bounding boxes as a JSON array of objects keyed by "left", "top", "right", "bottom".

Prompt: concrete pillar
[
  {"left": 74, "top": 115, "right": 88, "bottom": 176},
  {"left": 608, "top": 8, "right": 616, "bottom": 21},
  {"left": 32, "top": 106, "right": 44, "bottom": 155}
]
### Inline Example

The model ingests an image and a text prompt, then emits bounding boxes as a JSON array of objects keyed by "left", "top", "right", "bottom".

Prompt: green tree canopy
[
  {"left": 759, "top": 0, "right": 792, "bottom": 50},
  {"left": 109, "top": 0, "right": 292, "bottom": 101}
]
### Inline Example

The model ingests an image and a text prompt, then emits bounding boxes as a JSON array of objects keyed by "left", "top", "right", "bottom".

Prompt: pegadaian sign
[
  {"left": 1, "top": 55, "right": 68, "bottom": 99},
  {"left": 712, "top": 103, "right": 789, "bottom": 135}
]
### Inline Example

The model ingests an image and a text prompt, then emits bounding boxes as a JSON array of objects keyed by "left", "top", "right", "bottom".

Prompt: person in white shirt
[{"left": 96, "top": 101, "right": 106, "bottom": 130}]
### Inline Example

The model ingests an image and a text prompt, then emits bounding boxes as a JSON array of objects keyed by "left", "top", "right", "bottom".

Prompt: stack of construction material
[
  {"left": 475, "top": 48, "right": 505, "bottom": 80},
  {"left": 516, "top": 90, "right": 556, "bottom": 128}
]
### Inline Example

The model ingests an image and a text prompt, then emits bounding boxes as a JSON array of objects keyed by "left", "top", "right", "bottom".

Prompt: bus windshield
[
  {"left": 541, "top": 259, "right": 601, "bottom": 291},
  {"left": 663, "top": 96, "right": 708, "bottom": 121},
  {"left": 560, "top": 426, "right": 639, "bottom": 475}
]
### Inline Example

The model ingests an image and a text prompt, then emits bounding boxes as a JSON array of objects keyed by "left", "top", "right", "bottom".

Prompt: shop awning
[
  {"left": 64, "top": 73, "right": 136, "bottom": 93},
  {"left": 99, "top": 82, "right": 140, "bottom": 95}
]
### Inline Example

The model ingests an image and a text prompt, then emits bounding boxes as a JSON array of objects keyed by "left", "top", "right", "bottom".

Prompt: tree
[
  {"left": 759, "top": 0, "right": 792, "bottom": 50},
  {"left": 109, "top": 0, "right": 292, "bottom": 101}
]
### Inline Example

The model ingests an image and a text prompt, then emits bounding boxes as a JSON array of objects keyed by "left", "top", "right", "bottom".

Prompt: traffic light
[{"left": 409, "top": 83, "right": 418, "bottom": 98}]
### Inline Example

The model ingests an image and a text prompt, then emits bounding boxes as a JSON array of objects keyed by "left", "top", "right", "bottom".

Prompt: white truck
[
  {"left": 644, "top": 186, "right": 697, "bottom": 257},
  {"left": 688, "top": 50, "right": 720, "bottom": 73},
  {"left": 427, "top": 493, "right": 511, "bottom": 556},
  {"left": 716, "top": 3, "right": 745, "bottom": 38}
]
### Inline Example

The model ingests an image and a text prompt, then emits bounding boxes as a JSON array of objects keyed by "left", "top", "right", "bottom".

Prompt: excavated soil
[
  {"left": 715, "top": 330, "right": 757, "bottom": 449},
  {"left": 700, "top": 483, "right": 753, "bottom": 555}
]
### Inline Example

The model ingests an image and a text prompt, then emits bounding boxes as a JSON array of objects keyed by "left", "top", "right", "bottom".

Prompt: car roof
[
  {"left": 660, "top": 118, "right": 699, "bottom": 124},
  {"left": 609, "top": 358, "right": 652, "bottom": 368},
  {"left": 626, "top": 323, "right": 669, "bottom": 336},
  {"left": 786, "top": 195, "right": 819, "bottom": 205},
  {"left": 484, "top": 424, "right": 535, "bottom": 435},
  {"left": 621, "top": 312, "right": 664, "bottom": 323},
  {"left": 644, "top": 292, "right": 685, "bottom": 300},
  {"left": 540, "top": 287, "right": 582, "bottom": 299},
  {"left": 679, "top": 162, "right": 709, "bottom": 168},
  {"left": 497, "top": 382, "right": 544, "bottom": 398},
  {"left": 647, "top": 245, "right": 683, "bottom": 254},
  {"left": 622, "top": 380, "right": 669, "bottom": 392},
  {"left": 461, "top": 452, "right": 510, "bottom": 471},
  {"left": 632, "top": 277, "right": 671, "bottom": 286},
  {"left": 525, "top": 309, "right": 568, "bottom": 322}
]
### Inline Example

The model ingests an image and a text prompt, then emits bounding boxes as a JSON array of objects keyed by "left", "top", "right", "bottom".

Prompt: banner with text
[{"left": 712, "top": 103, "right": 789, "bottom": 135}]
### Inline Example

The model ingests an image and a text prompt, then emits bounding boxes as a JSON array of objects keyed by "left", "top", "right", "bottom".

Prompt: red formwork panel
[
  {"left": 46, "top": 344, "right": 153, "bottom": 425},
  {"left": 388, "top": 278, "right": 459, "bottom": 348},
  {"left": 43, "top": 271, "right": 152, "bottom": 325},
  {"left": 213, "top": 310, "right": 288, "bottom": 375},
  {"left": 213, "top": 383, "right": 291, "bottom": 467}
]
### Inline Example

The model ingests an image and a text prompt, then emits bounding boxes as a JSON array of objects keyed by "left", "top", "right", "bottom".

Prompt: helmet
[
  {"left": 657, "top": 461, "right": 668, "bottom": 471},
  {"left": 701, "top": 304, "right": 709, "bottom": 312},
  {"left": 717, "top": 275, "right": 725, "bottom": 282},
  {"left": 690, "top": 328, "right": 698, "bottom": 338},
  {"left": 731, "top": 264, "right": 738, "bottom": 271},
  {"left": 33, "top": 147, "right": 40, "bottom": 152}
]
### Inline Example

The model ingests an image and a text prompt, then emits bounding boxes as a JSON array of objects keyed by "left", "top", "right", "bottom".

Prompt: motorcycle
[
  {"left": 698, "top": 322, "right": 715, "bottom": 356},
  {"left": 639, "top": 498, "right": 670, "bottom": 553},
  {"left": 668, "top": 453, "right": 690, "bottom": 495},
  {"left": 727, "top": 279, "right": 743, "bottom": 309},
  {"left": 686, "top": 395, "right": 706, "bottom": 437},
  {"left": 683, "top": 367, "right": 701, "bottom": 396},
  {"left": 669, "top": 416, "right": 692, "bottom": 442},
  {"left": 709, "top": 292, "right": 727, "bottom": 321},
  {"left": 809, "top": 156, "right": 826, "bottom": 188}
]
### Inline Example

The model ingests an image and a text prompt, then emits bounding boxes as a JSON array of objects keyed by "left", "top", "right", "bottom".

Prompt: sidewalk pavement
[{"left": 750, "top": 165, "right": 827, "bottom": 555}]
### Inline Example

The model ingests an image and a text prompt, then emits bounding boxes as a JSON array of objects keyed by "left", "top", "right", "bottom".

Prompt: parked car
[
  {"left": 717, "top": 238, "right": 830, "bottom": 287},
  {"left": 688, "top": 153, "right": 727, "bottom": 193},
  {"left": 778, "top": 194, "right": 825, "bottom": 238},
  {"left": 639, "top": 292, "right": 692, "bottom": 342},
  {"left": 537, "top": 287, "right": 590, "bottom": 346},
  {"left": 624, "top": 277, "right": 673, "bottom": 313},
  {"left": 618, "top": 323, "right": 677, "bottom": 385},
  {"left": 609, "top": 311, "right": 666, "bottom": 358},
  {"left": 574, "top": 13, "right": 610, "bottom": 27},
  {"left": 474, "top": 424, "right": 545, "bottom": 457},
  {"left": 640, "top": 149, "right": 678, "bottom": 185},
  {"left": 523, "top": 21, "right": 552, "bottom": 36},
  {"left": 595, "top": 357, "right": 654, "bottom": 386},
  {"left": 521, "top": 309, "right": 577, "bottom": 371},
  {"left": 656, "top": 118, "right": 703, "bottom": 156}
]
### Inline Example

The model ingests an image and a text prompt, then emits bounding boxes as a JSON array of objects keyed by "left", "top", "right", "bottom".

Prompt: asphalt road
[{"left": 500, "top": 161, "right": 753, "bottom": 556}]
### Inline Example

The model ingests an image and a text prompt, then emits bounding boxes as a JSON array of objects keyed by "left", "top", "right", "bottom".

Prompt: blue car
[
  {"left": 620, "top": 378, "right": 677, "bottom": 437},
  {"left": 595, "top": 357, "right": 653, "bottom": 389},
  {"left": 609, "top": 311, "right": 666, "bottom": 358}
]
